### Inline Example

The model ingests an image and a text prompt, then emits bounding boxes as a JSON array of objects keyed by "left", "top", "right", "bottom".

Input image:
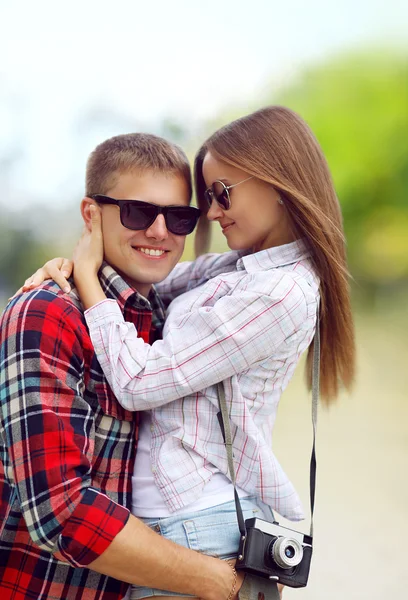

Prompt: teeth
[{"left": 138, "top": 247, "right": 166, "bottom": 256}]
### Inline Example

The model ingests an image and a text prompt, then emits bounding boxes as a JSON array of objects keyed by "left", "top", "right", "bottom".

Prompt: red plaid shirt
[{"left": 0, "top": 263, "right": 164, "bottom": 600}]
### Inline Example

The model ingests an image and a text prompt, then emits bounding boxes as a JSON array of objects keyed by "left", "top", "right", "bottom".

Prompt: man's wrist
[{"left": 200, "top": 557, "right": 238, "bottom": 600}]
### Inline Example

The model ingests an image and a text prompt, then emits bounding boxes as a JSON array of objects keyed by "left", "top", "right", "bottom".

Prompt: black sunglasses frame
[{"left": 90, "top": 194, "right": 201, "bottom": 235}]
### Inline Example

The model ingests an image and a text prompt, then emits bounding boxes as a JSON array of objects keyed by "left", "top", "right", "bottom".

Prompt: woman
[{"left": 23, "top": 106, "right": 355, "bottom": 599}]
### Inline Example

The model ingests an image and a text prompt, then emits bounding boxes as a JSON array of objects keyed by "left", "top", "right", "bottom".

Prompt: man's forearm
[{"left": 89, "top": 514, "right": 236, "bottom": 600}]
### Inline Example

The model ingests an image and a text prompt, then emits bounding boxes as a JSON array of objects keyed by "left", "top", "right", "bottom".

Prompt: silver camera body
[{"left": 236, "top": 518, "right": 313, "bottom": 588}]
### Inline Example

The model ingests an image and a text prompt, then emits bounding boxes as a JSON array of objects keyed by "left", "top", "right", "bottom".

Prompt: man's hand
[{"left": 226, "top": 561, "right": 284, "bottom": 600}]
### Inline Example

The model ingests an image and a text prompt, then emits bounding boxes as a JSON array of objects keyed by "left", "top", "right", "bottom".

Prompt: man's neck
[
  {"left": 131, "top": 282, "right": 152, "bottom": 300},
  {"left": 100, "top": 262, "right": 153, "bottom": 301},
  {"left": 119, "top": 272, "right": 152, "bottom": 301}
]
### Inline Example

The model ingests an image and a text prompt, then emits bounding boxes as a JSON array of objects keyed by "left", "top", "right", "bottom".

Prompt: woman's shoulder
[
  {"left": 237, "top": 241, "right": 319, "bottom": 298},
  {"left": 243, "top": 260, "right": 318, "bottom": 300},
  {"left": 184, "top": 250, "right": 244, "bottom": 289},
  {"left": 193, "top": 250, "right": 243, "bottom": 272}
]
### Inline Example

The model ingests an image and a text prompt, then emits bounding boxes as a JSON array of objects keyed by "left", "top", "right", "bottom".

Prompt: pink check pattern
[{"left": 86, "top": 241, "right": 320, "bottom": 521}]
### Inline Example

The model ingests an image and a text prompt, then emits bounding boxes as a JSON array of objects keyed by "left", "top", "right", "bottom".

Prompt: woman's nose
[{"left": 206, "top": 198, "right": 224, "bottom": 221}]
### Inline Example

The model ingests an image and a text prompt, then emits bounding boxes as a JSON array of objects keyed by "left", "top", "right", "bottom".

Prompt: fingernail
[{"left": 63, "top": 286, "right": 71, "bottom": 293}]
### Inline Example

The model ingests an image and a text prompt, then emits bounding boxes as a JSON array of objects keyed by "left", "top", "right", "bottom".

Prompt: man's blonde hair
[{"left": 86, "top": 133, "right": 192, "bottom": 200}]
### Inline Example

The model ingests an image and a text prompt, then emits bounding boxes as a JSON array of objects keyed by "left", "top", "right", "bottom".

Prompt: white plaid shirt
[{"left": 85, "top": 240, "right": 319, "bottom": 521}]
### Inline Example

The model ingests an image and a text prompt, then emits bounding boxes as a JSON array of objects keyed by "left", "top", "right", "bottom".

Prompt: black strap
[
  {"left": 309, "top": 305, "right": 320, "bottom": 535},
  {"left": 216, "top": 409, "right": 247, "bottom": 536}
]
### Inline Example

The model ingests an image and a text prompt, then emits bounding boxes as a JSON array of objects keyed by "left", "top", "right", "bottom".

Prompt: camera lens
[{"left": 270, "top": 537, "right": 303, "bottom": 569}]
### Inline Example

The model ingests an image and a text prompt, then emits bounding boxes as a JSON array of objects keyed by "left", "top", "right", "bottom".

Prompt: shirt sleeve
[
  {"left": 156, "top": 251, "right": 241, "bottom": 305},
  {"left": 154, "top": 259, "right": 197, "bottom": 304},
  {"left": 85, "top": 272, "right": 309, "bottom": 411},
  {"left": 0, "top": 291, "right": 130, "bottom": 567}
]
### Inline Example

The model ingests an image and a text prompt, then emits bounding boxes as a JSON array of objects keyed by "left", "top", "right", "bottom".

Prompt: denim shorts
[{"left": 130, "top": 496, "right": 266, "bottom": 599}]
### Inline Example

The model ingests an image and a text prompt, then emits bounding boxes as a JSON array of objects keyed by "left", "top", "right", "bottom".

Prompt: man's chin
[
  {"left": 118, "top": 267, "right": 174, "bottom": 289},
  {"left": 106, "top": 250, "right": 180, "bottom": 291}
]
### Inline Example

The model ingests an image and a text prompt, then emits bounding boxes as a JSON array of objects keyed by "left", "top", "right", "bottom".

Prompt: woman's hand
[
  {"left": 72, "top": 204, "right": 104, "bottom": 280},
  {"left": 72, "top": 205, "right": 107, "bottom": 310},
  {"left": 17, "top": 204, "right": 103, "bottom": 298},
  {"left": 20, "top": 258, "right": 73, "bottom": 294}
]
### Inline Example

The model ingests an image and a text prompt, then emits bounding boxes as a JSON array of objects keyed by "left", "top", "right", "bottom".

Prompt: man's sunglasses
[
  {"left": 204, "top": 176, "right": 253, "bottom": 211},
  {"left": 90, "top": 195, "right": 201, "bottom": 236}
]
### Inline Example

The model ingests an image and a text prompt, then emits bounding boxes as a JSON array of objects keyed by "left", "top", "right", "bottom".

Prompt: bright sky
[{"left": 0, "top": 0, "right": 407, "bottom": 207}]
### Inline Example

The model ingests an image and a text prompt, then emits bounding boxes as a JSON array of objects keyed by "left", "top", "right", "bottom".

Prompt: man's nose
[
  {"left": 206, "top": 198, "right": 224, "bottom": 221},
  {"left": 145, "top": 213, "right": 169, "bottom": 241}
]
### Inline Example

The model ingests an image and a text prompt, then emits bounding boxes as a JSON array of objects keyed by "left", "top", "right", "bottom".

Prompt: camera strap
[{"left": 217, "top": 304, "right": 320, "bottom": 540}]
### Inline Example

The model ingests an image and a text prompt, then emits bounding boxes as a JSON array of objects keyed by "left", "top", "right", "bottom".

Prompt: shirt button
[
  {"left": 150, "top": 424, "right": 154, "bottom": 431},
  {"left": 151, "top": 466, "right": 156, "bottom": 474}
]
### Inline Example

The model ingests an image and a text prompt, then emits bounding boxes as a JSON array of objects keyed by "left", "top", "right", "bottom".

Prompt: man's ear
[{"left": 81, "top": 197, "right": 98, "bottom": 230}]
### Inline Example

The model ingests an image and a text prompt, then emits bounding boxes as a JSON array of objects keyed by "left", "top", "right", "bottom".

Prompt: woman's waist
[
  {"left": 142, "top": 437, "right": 303, "bottom": 520},
  {"left": 131, "top": 470, "right": 250, "bottom": 518}
]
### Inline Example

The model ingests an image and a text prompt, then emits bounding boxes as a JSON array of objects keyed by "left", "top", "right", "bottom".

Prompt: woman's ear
[{"left": 81, "top": 197, "right": 97, "bottom": 230}]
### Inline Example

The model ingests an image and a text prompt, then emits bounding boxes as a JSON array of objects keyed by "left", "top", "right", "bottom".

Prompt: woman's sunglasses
[
  {"left": 90, "top": 195, "right": 201, "bottom": 236},
  {"left": 204, "top": 176, "right": 253, "bottom": 211}
]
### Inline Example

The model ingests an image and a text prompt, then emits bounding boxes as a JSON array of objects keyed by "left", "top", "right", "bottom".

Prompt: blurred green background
[
  {"left": 2, "top": 50, "right": 408, "bottom": 307},
  {"left": 0, "top": 2, "right": 407, "bottom": 598}
]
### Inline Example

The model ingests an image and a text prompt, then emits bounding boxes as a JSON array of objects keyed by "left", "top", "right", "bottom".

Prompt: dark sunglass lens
[
  {"left": 121, "top": 202, "right": 156, "bottom": 230},
  {"left": 166, "top": 208, "right": 199, "bottom": 235},
  {"left": 213, "top": 181, "right": 230, "bottom": 210},
  {"left": 204, "top": 189, "right": 213, "bottom": 208}
]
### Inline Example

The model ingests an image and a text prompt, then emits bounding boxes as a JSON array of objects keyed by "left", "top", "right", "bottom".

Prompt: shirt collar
[
  {"left": 99, "top": 263, "right": 166, "bottom": 336},
  {"left": 68, "top": 261, "right": 162, "bottom": 315},
  {"left": 236, "top": 239, "right": 311, "bottom": 273},
  {"left": 98, "top": 262, "right": 152, "bottom": 312}
]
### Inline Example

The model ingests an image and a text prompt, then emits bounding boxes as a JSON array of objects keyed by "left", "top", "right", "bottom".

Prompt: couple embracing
[{"left": 0, "top": 106, "right": 354, "bottom": 600}]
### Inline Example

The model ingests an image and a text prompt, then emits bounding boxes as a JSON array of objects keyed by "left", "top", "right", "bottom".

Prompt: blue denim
[{"left": 130, "top": 496, "right": 266, "bottom": 599}]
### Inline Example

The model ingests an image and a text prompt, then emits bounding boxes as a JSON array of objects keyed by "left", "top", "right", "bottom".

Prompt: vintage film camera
[{"left": 236, "top": 517, "right": 312, "bottom": 588}]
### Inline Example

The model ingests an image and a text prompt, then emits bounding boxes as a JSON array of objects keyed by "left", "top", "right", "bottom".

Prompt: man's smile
[{"left": 131, "top": 245, "right": 170, "bottom": 259}]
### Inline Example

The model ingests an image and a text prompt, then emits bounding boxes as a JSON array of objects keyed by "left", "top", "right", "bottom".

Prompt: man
[{"left": 0, "top": 134, "right": 238, "bottom": 600}]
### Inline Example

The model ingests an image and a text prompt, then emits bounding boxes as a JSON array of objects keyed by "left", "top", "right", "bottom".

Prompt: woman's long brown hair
[{"left": 194, "top": 106, "right": 355, "bottom": 403}]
